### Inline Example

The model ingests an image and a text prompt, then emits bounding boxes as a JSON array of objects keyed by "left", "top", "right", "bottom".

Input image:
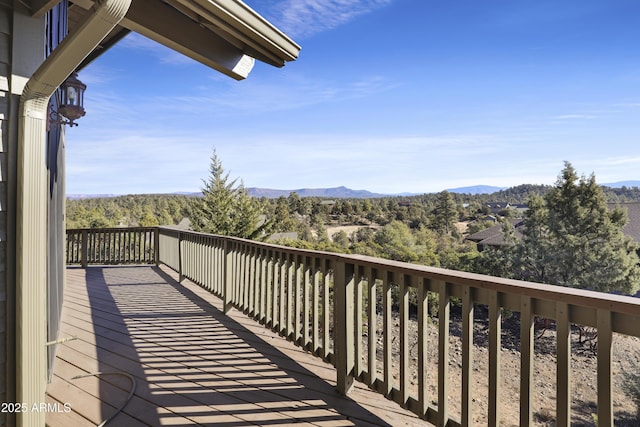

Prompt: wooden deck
[{"left": 46, "top": 265, "right": 428, "bottom": 426}]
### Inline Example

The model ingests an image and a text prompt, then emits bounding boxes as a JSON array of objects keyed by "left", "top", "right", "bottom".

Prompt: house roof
[
  {"left": 28, "top": 0, "right": 301, "bottom": 80},
  {"left": 466, "top": 203, "right": 640, "bottom": 247},
  {"left": 466, "top": 218, "right": 524, "bottom": 247},
  {"left": 614, "top": 203, "right": 640, "bottom": 244},
  {"left": 465, "top": 224, "right": 502, "bottom": 243}
]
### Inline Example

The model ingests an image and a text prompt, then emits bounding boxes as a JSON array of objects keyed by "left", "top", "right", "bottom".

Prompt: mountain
[
  {"left": 602, "top": 181, "right": 640, "bottom": 188},
  {"left": 247, "top": 186, "right": 390, "bottom": 199},
  {"left": 65, "top": 181, "right": 640, "bottom": 200},
  {"left": 446, "top": 185, "right": 506, "bottom": 195}
]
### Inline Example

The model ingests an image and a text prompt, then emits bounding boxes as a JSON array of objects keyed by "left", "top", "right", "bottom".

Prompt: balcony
[{"left": 49, "top": 227, "right": 640, "bottom": 426}]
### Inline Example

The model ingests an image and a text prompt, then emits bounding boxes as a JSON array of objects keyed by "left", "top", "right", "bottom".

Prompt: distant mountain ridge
[
  {"left": 247, "top": 186, "right": 391, "bottom": 199},
  {"left": 602, "top": 181, "right": 640, "bottom": 188},
  {"left": 446, "top": 185, "right": 506, "bottom": 195},
  {"left": 67, "top": 181, "right": 640, "bottom": 200}
]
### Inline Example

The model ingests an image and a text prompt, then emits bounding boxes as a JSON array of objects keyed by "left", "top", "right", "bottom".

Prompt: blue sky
[{"left": 67, "top": 0, "right": 640, "bottom": 195}]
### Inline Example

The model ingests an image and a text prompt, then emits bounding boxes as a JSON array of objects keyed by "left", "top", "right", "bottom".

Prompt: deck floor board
[{"left": 46, "top": 265, "right": 427, "bottom": 426}]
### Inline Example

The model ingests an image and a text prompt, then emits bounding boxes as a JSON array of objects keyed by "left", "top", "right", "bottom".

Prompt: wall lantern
[{"left": 50, "top": 72, "right": 86, "bottom": 127}]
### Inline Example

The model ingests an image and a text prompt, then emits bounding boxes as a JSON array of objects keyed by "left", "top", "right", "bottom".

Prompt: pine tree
[
  {"left": 433, "top": 191, "right": 458, "bottom": 235},
  {"left": 189, "top": 150, "right": 263, "bottom": 239},
  {"left": 514, "top": 162, "right": 640, "bottom": 294}
]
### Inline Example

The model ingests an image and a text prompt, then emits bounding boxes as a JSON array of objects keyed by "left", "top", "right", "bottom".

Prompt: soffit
[{"left": 29, "top": 0, "right": 300, "bottom": 79}]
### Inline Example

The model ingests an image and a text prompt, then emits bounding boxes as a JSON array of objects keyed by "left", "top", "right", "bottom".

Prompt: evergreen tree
[
  {"left": 433, "top": 191, "right": 458, "bottom": 235},
  {"left": 189, "top": 150, "right": 263, "bottom": 239},
  {"left": 513, "top": 162, "right": 640, "bottom": 294}
]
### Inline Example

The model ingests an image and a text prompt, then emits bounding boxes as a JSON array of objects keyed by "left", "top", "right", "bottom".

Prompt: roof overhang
[{"left": 26, "top": 0, "right": 301, "bottom": 80}]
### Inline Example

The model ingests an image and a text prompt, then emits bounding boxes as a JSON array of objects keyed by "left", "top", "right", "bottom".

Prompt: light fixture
[{"left": 50, "top": 72, "right": 86, "bottom": 127}]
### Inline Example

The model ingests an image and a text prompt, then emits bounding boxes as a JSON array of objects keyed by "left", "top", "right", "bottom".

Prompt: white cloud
[
  {"left": 269, "top": 0, "right": 393, "bottom": 38},
  {"left": 148, "top": 73, "right": 399, "bottom": 117},
  {"left": 552, "top": 114, "right": 598, "bottom": 120}
]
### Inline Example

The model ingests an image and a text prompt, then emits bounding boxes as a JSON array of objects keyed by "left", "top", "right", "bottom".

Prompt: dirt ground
[
  {"left": 326, "top": 225, "right": 379, "bottom": 240},
  {"left": 362, "top": 306, "right": 640, "bottom": 426}
]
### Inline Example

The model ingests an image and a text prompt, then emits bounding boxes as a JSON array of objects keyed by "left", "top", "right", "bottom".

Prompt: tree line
[
  {"left": 66, "top": 194, "right": 192, "bottom": 229},
  {"left": 67, "top": 153, "right": 640, "bottom": 296}
]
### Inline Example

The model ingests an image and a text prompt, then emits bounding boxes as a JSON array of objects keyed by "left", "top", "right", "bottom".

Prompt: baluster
[
  {"left": 367, "top": 267, "right": 377, "bottom": 388},
  {"left": 462, "top": 286, "right": 474, "bottom": 427},
  {"left": 303, "top": 256, "right": 311, "bottom": 349},
  {"left": 400, "top": 273, "right": 410, "bottom": 406},
  {"left": 354, "top": 266, "right": 364, "bottom": 380},
  {"left": 520, "top": 296, "right": 534, "bottom": 427},
  {"left": 294, "top": 255, "right": 302, "bottom": 343},
  {"left": 323, "top": 260, "right": 330, "bottom": 360},
  {"left": 383, "top": 270, "right": 393, "bottom": 396},
  {"left": 488, "top": 290, "right": 501, "bottom": 427},
  {"left": 311, "top": 258, "right": 319, "bottom": 353},
  {"left": 418, "top": 279, "right": 429, "bottom": 418},
  {"left": 556, "top": 302, "right": 570, "bottom": 427},
  {"left": 597, "top": 309, "right": 613, "bottom": 427},
  {"left": 265, "top": 250, "right": 273, "bottom": 325},
  {"left": 438, "top": 280, "right": 450, "bottom": 427},
  {"left": 260, "top": 248, "right": 268, "bottom": 323},
  {"left": 270, "top": 252, "right": 278, "bottom": 329},
  {"left": 279, "top": 254, "right": 287, "bottom": 335}
]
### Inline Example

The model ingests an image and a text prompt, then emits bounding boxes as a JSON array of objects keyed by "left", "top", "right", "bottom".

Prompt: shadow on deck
[{"left": 46, "top": 265, "right": 426, "bottom": 426}]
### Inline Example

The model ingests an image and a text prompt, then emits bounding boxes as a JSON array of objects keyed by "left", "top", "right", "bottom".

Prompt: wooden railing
[
  {"left": 66, "top": 227, "right": 158, "bottom": 266},
  {"left": 68, "top": 227, "right": 640, "bottom": 426}
]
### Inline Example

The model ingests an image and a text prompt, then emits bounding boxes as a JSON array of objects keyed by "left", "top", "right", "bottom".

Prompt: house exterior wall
[
  {"left": 1, "top": 4, "right": 13, "bottom": 424},
  {"left": 1, "top": 4, "right": 47, "bottom": 425}
]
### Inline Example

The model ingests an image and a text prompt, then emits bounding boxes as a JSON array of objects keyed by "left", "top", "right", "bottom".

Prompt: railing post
[
  {"left": 334, "top": 259, "right": 355, "bottom": 394},
  {"left": 597, "top": 309, "right": 613, "bottom": 427},
  {"left": 178, "top": 231, "right": 184, "bottom": 282},
  {"left": 81, "top": 230, "right": 88, "bottom": 268},
  {"left": 438, "top": 281, "right": 451, "bottom": 427},
  {"left": 154, "top": 227, "right": 160, "bottom": 266},
  {"left": 224, "top": 238, "right": 233, "bottom": 314}
]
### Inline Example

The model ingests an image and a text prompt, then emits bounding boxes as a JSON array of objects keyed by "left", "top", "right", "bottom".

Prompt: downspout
[{"left": 16, "top": 0, "right": 131, "bottom": 425}]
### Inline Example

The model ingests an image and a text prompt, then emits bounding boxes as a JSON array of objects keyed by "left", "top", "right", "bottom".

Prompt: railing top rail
[
  {"left": 156, "top": 226, "right": 640, "bottom": 316},
  {"left": 157, "top": 226, "right": 345, "bottom": 259},
  {"left": 348, "top": 253, "right": 640, "bottom": 315},
  {"left": 67, "top": 226, "right": 158, "bottom": 232}
]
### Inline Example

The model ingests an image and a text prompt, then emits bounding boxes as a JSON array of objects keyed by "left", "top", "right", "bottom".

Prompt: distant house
[
  {"left": 466, "top": 218, "right": 525, "bottom": 251},
  {"left": 618, "top": 203, "right": 640, "bottom": 245},
  {"left": 485, "top": 202, "right": 528, "bottom": 215},
  {"left": 479, "top": 215, "right": 499, "bottom": 223},
  {"left": 466, "top": 203, "right": 640, "bottom": 250}
]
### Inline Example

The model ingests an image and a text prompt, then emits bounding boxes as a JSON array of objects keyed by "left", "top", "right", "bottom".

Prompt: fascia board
[
  {"left": 69, "top": 0, "right": 300, "bottom": 69},
  {"left": 170, "top": 0, "right": 300, "bottom": 65}
]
